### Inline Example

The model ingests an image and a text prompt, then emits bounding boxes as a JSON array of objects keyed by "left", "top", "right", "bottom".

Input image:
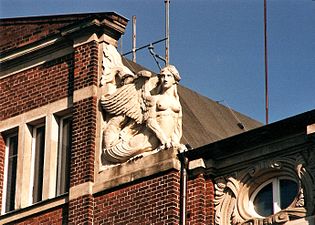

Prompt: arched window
[{"left": 249, "top": 177, "right": 298, "bottom": 218}]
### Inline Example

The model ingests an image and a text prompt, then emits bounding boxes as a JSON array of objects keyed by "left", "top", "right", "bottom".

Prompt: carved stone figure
[{"left": 100, "top": 44, "right": 182, "bottom": 164}]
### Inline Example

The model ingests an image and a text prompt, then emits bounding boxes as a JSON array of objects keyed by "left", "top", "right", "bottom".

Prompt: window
[
  {"left": 31, "top": 124, "right": 46, "bottom": 203},
  {"left": 250, "top": 178, "right": 298, "bottom": 218},
  {"left": 2, "top": 132, "right": 18, "bottom": 213},
  {"left": 56, "top": 116, "right": 72, "bottom": 196}
]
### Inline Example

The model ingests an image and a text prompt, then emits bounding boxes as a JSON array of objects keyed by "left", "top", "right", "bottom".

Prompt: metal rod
[
  {"left": 264, "top": 0, "right": 269, "bottom": 124},
  {"left": 165, "top": 0, "right": 170, "bottom": 66},
  {"left": 132, "top": 16, "right": 136, "bottom": 63},
  {"left": 122, "top": 37, "right": 167, "bottom": 56},
  {"left": 148, "top": 44, "right": 165, "bottom": 70}
]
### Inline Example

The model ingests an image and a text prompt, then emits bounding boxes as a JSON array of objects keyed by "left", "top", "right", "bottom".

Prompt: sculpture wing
[{"left": 101, "top": 83, "right": 144, "bottom": 124}]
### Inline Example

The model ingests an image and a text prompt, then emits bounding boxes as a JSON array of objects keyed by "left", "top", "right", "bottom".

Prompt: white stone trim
[
  {"left": 0, "top": 196, "right": 68, "bottom": 224},
  {"left": 73, "top": 85, "right": 98, "bottom": 103},
  {"left": 0, "top": 46, "right": 74, "bottom": 79},
  {"left": 0, "top": 97, "right": 76, "bottom": 214},
  {"left": 94, "top": 148, "right": 181, "bottom": 194},
  {"left": 189, "top": 158, "right": 206, "bottom": 170},
  {"left": 0, "top": 38, "right": 60, "bottom": 63},
  {"left": 69, "top": 182, "right": 94, "bottom": 200},
  {"left": 73, "top": 33, "right": 99, "bottom": 48},
  {"left": 307, "top": 123, "right": 315, "bottom": 135},
  {"left": 1, "top": 136, "right": 11, "bottom": 215}
]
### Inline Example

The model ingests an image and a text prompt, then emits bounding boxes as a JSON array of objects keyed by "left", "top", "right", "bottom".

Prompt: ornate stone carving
[
  {"left": 100, "top": 43, "right": 182, "bottom": 164},
  {"left": 214, "top": 151, "right": 315, "bottom": 225}
]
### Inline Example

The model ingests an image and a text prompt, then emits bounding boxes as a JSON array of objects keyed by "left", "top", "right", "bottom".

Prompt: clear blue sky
[{"left": 1, "top": 0, "right": 314, "bottom": 123}]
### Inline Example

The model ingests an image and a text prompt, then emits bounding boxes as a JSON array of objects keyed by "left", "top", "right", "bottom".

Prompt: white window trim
[
  {"left": 0, "top": 99, "right": 72, "bottom": 214},
  {"left": 2, "top": 136, "right": 12, "bottom": 214}
]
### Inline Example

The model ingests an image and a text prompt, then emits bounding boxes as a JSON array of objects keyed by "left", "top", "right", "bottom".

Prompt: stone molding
[
  {"left": 0, "top": 195, "right": 67, "bottom": 224},
  {"left": 214, "top": 150, "right": 315, "bottom": 225},
  {"left": 94, "top": 147, "right": 181, "bottom": 193}
]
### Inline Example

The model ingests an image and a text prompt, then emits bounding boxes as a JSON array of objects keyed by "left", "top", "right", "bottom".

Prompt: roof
[
  {"left": 183, "top": 109, "right": 315, "bottom": 161},
  {"left": 122, "top": 58, "right": 262, "bottom": 149}
]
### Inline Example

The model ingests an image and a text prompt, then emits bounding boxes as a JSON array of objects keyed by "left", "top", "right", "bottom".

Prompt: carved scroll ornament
[
  {"left": 100, "top": 44, "right": 182, "bottom": 164},
  {"left": 214, "top": 152, "right": 315, "bottom": 225}
]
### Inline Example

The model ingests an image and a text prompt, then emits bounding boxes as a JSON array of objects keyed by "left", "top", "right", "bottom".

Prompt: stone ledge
[
  {"left": 0, "top": 195, "right": 68, "bottom": 224},
  {"left": 93, "top": 148, "right": 181, "bottom": 194},
  {"left": 69, "top": 181, "right": 94, "bottom": 201}
]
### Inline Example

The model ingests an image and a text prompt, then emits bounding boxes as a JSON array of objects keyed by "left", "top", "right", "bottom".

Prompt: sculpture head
[
  {"left": 160, "top": 65, "right": 181, "bottom": 83},
  {"left": 159, "top": 65, "right": 181, "bottom": 91}
]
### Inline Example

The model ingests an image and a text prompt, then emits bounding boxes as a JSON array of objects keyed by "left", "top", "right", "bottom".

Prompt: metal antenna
[
  {"left": 264, "top": 0, "right": 269, "bottom": 124},
  {"left": 132, "top": 16, "right": 136, "bottom": 63},
  {"left": 165, "top": 0, "right": 170, "bottom": 66}
]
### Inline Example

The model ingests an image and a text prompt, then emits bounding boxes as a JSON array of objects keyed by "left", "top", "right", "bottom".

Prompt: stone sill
[
  {"left": 94, "top": 148, "right": 181, "bottom": 194},
  {"left": 0, "top": 194, "right": 68, "bottom": 224}
]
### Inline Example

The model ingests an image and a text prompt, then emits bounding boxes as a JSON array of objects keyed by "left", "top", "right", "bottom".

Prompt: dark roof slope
[
  {"left": 184, "top": 109, "right": 315, "bottom": 161},
  {"left": 122, "top": 58, "right": 262, "bottom": 148}
]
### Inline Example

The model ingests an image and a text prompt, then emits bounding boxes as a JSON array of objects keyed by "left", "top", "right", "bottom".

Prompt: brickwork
[
  {"left": 7, "top": 205, "right": 68, "bottom": 225},
  {"left": 70, "top": 96, "right": 97, "bottom": 187},
  {"left": 0, "top": 53, "right": 74, "bottom": 121},
  {"left": 68, "top": 195, "right": 94, "bottom": 225},
  {"left": 0, "top": 135, "right": 5, "bottom": 211},
  {"left": 0, "top": 15, "right": 92, "bottom": 53},
  {"left": 94, "top": 170, "right": 181, "bottom": 225},
  {"left": 187, "top": 174, "right": 215, "bottom": 225},
  {"left": 73, "top": 41, "right": 99, "bottom": 90}
]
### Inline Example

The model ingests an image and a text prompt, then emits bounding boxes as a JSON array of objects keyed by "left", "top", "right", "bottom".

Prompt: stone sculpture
[{"left": 100, "top": 44, "right": 182, "bottom": 164}]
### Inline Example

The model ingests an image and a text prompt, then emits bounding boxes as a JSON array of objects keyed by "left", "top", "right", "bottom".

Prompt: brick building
[{"left": 0, "top": 12, "right": 314, "bottom": 224}]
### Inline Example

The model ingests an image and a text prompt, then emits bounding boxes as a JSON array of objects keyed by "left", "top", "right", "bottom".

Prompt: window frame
[
  {"left": 29, "top": 123, "right": 46, "bottom": 204},
  {"left": 56, "top": 115, "right": 72, "bottom": 196},
  {"left": 249, "top": 177, "right": 298, "bottom": 218},
  {"left": 1, "top": 132, "right": 19, "bottom": 214}
]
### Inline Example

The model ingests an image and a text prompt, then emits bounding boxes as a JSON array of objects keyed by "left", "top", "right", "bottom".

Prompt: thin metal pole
[
  {"left": 264, "top": 0, "right": 269, "bottom": 124},
  {"left": 132, "top": 16, "right": 136, "bottom": 63},
  {"left": 165, "top": 0, "right": 170, "bottom": 66}
]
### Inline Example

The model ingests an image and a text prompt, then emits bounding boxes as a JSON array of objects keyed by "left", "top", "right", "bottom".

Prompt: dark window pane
[
  {"left": 33, "top": 125, "right": 45, "bottom": 203},
  {"left": 56, "top": 117, "right": 72, "bottom": 195},
  {"left": 280, "top": 179, "right": 298, "bottom": 209},
  {"left": 254, "top": 183, "right": 273, "bottom": 217},
  {"left": 5, "top": 135, "right": 18, "bottom": 212}
]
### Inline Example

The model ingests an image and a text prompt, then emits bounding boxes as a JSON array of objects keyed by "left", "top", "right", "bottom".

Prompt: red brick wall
[
  {"left": 69, "top": 41, "right": 98, "bottom": 187},
  {"left": 0, "top": 54, "right": 74, "bottom": 120},
  {"left": 73, "top": 41, "right": 98, "bottom": 91},
  {"left": 0, "top": 15, "right": 91, "bottom": 53},
  {"left": 94, "top": 170, "right": 181, "bottom": 225},
  {"left": 9, "top": 205, "right": 68, "bottom": 225},
  {"left": 0, "top": 23, "right": 65, "bottom": 53},
  {"left": 0, "top": 135, "right": 5, "bottom": 211},
  {"left": 68, "top": 195, "right": 94, "bottom": 225},
  {"left": 67, "top": 41, "right": 98, "bottom": 223},
  {"left": 187, "top": 174, "right": 214, "bottom": 225},
  {"left": 70, "top": 97, "right": 97, "bottom": 187}
]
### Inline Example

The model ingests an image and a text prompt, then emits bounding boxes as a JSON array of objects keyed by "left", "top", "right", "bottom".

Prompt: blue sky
[{"left": 1, "top": 0, "right": 314, "bottom": 123}]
